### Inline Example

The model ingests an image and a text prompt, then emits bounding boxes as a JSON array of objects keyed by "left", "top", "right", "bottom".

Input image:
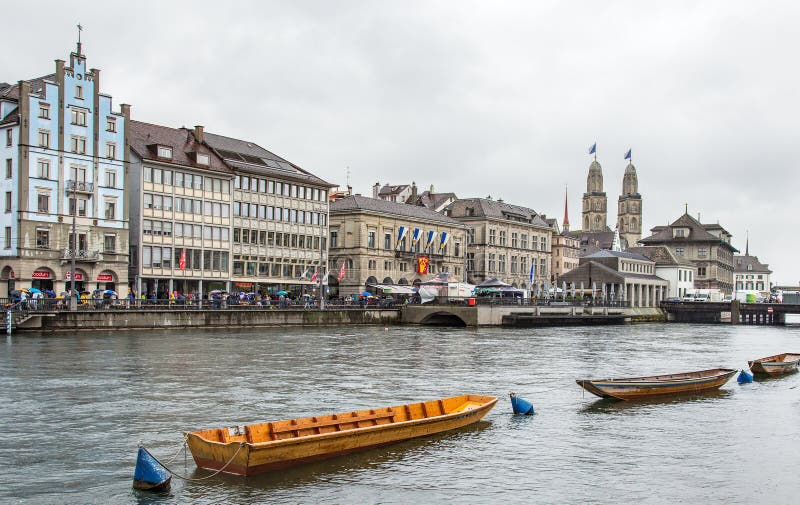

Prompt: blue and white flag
[
  {"left": 589, "top": 142, "right": 596, "bottom": 155},
  {"left": 425, "top": 230, "right": 436, "bottom": 249},
  {"left": 396, "top": 226, "right": 408, "bottom": 248},
  {"left": 439, "top": 231, "right": 450, "bottom": 250},
  {"left": 411, "top": 228, "right": 422, "bottom": 247},
  {"left": 624, "top": 149, "right": 631, "bottom": 160},
  {"left": 529, "top": 263, "right": 535, "bottom": 284}
]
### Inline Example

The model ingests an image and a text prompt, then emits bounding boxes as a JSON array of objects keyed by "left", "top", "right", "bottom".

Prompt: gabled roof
[
  {"left": 446, "top": 197, "right": 549, "bottom": 227},
  {"left": 203, "top": 131, "right": 332, "bottom": 187},
  {"left": 406, "top": 191, "right": 457, "bottom": 210},
  {"left": 640, "top": 213, "right": 736, "bottom": 250},
  {"left": 625, "top": 246, "right": 695, "bottom": 267},
  {"left": 734, "top": 255, "right": 772, "bottom": 274},
  {"left": 331, "top": 195, "right": 465, "bottom": 227},
  {"left": 585, "top": 249, "right": 652, "bottom": 262},
  {"left": 567, "top": 230, "right": 615, "bottom": 249},
  {"left": 129, "top": 120, "right": 231, "bottom": 174},
  {"left": 0, "top": 73, "right": 56, "bottom": 100},
  {"left": 378, "top": 184, "right": 410, "bottom": 196}
]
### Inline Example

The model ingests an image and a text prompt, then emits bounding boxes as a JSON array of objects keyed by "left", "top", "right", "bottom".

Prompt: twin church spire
[{"left": 578, "top": 147, "right": 642, "bottom": 248}]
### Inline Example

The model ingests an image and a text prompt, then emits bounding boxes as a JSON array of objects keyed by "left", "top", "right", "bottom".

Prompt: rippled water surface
[{"left": 1, "top": 323, "right": 799, "bottom": 504}]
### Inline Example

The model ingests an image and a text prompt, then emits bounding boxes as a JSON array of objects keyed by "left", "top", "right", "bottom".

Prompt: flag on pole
[
  {"left": 337, "top": 261, "right": 346, "bottom": 281},
  {"left": 425, "top": 230, "right": 436, "bottom": 250},
  {"left": 179, "top": 248, "right": 186, "bottom": 270},
  {"left": 411, "top": 228, "right": 422, "bottom": 247},
  {"left": 438, "top": 231, "right": 450, "bottom": 250},
  {"left": 529, "top": 263, "right": 534, "bottom": 284},
  {"left": 589, "top": 142, "right": 596, "bottom": 155},
  {"left": 310, "top": 269, "right": 318, "bottom": 282},
  {"left": 396, "top": 226, "right": 408, "bottom": 249},
  {"left": 624, "top": 149, "right": 632, "bottom": 160}
]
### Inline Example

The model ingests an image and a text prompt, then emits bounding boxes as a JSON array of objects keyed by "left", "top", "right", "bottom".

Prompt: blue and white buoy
[
  {"left": 133, "top": 446, "right": 172, "bottom": 491},
  {"left": 737, "top": 370, "right": 754, "bottom": 384},
  {"left": 509, "top": 392, "right": 535, "bottom": 415}
]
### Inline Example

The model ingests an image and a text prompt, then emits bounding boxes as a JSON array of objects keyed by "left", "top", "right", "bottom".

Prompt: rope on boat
[
  {"left": 152, "top": 434, "right": 189, "bottom": 466},
  {"left": 141, "top": 442, "right": 245, "bottom": 481}
]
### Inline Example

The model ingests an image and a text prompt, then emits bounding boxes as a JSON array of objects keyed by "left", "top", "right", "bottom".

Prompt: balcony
[
  {"left": 66, "top": 180, "right": 94, "bottom": 194},
  {"left": 61, "top": 249, "right": 100, "bottom": 262},
  {"left": 395, "top": 250, "right": 445, "bottom": 259}
]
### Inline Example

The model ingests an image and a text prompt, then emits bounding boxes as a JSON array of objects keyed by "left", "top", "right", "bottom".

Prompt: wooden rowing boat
[
  {"left": 576, "top": 368, "right": 737, "bottom": 401},
  {"left": 748, "top": 353, "right": 800, "bottom": 376},
  {"left": 186, "top": 394, "right": 497, "bottom": 476}
]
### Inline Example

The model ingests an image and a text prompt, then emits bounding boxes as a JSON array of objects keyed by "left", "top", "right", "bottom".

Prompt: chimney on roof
[
  {"left": 194, "top": 125, "right": 204, "bottom": 143},
  {"left": 430, "top": 184, "right": 434, "bottom": 192},
  {"left": 373, "top": 182, "right": 380, "bottom": 199},
  {"left": 411, "top": 181, "right": 417, "bottom": 198}
]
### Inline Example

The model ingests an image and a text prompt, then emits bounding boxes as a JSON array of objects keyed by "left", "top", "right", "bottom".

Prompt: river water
[{"left": 1, "top": 322, "right": 798, "bottom": 504}]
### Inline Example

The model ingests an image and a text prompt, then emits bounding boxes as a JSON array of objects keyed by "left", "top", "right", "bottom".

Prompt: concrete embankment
[{"left": 15, "top": 309, "right": 401, "bottom": 332}]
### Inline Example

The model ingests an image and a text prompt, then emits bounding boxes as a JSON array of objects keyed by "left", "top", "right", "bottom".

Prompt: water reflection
[{"left": 579, "top": 389, "right": 733, "bottom": 414}]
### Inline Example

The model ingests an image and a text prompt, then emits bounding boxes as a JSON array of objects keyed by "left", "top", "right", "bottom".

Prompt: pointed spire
[
  {"left": 745, "top": 230, "right": 749, "bottom": 256},
  {"left": 76, "top": 23, "right": 83, "bottom": 56},
  {"left": 563, "top": 185, "right": 570, "bottom": 232}
]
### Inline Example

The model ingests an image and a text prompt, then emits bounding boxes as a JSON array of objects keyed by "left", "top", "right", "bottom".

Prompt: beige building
[
  {"left": 552, "top": 229, "right": 581, "bottom": 286},
  {"left": 639, "top": 211, "right": 737, "bottom": 294},
  {"left": 734, "top": 242, "right": 772, "bottom": 297},
  {"left": 445, "top": 197, "right": 552, "bottom": 290},
  {"left": 204, "top": 131, "right": 332, "bottom": 295},
  {"left": 129, "top": 122, "right": 234, "bottom": 297},
  {"left": 329, "top": 195, "right": 467, "bottom": 298}
]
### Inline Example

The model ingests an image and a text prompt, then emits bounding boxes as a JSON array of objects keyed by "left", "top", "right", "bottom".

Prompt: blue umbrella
[
  {"left": 276, "top": 290, "right": 289, "bottom": 296},
  {"left": 44, "top": 289, "right": 56, "bottom": 296},
  {"left": 104, "top": 290, "right": 117, "bottom": 296},
  {"left": 361, "top": 291, "right": 373, "bottom": 297},
  {"left": 29, "top": 287, "right": 42, "bottom": 294}
]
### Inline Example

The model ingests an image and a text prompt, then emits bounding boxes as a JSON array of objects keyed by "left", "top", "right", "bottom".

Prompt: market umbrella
[
  {"left": 29, "top": 287, "right": 42, "bottom": 294},
  {"left": 276, "top": 290, "right": 289, "bottom": 296}
]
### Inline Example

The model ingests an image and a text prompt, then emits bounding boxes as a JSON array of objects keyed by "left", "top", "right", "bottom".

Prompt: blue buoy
[
  {"left": 133, "top": 446, "right": 172, "bottom": 491},
  {"left": 737, "top": 370, "right": 754, "bottom": 383},
  {"left": 509, "top": 392, "right": 535, "bottom": 415}
]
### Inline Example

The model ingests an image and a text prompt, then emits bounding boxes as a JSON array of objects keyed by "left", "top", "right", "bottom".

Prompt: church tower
[
  {"left": 617, "top": 161, "right": 642, "bottom": 248},
  {"left": 582, "top": 159, "right": 607, "bottom": 231}
]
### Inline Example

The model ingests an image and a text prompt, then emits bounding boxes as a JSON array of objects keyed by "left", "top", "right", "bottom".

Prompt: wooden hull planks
[
  {"left": 186, "top": 394, "right": 497, "bottom": 476},
  {"left": 576, "top": 368, "right": 737, "bottom": 401},
  {"left": 748, "top": 353, "right": 800, "bottom": 376}
]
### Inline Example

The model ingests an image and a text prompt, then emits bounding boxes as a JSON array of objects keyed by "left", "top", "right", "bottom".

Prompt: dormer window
[
  {"left": 196, "top": 153, "right": 210, "bottom": 166},
  {"left": 674, "top": 228, "right": 687, "bottom": 238},
  {"left": 747, "top": 264, "right": 753, "bottom": 271},
  {"left": 157, "top": 146, "right": 173, "bottom": 159}
]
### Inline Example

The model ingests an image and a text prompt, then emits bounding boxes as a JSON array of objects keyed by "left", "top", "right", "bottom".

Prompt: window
[
  {"left": 499, "top": 254, "right": 506, "bottom": 273},
  {"left": 38, "top": 130, "right": 50, "bottom": 148},
  {"left": 511, "top": 232, "right": 518, "bottom": 248},
  {"left": 70, "top": 136, "right": 87, "bottom": 154},
  {"left": 675, "top": 247, "right": 685, "bottom": 256},
  {"left": 330, "top": 231, "right": 338, "bottom": 248},
  {"left": 36, "top": 229, "right": 49, "bottom": 249},
  {"left": 39, "top": 104, "right": 50, "bottom": 119},
  {"left": 157, "top": 146, "right": 173, "bottom": 159},
  {"left": 454, "top": 242, "right": 460, "bottom": 257},
  {"left": 5, "top": 129, "right": 11, "bottom": 146},
  {"left": 698, "top": 247, "right": 708, "bottom": 258},
  {"left": 5, "top": 159, "right": 11, "bottom": 179},
  {"left": 37, "top": 159, "right": 50, "bottom": 179},
  {"left": 104, "top": 234, "right": 116, "bottom": 252},
  {"left": 71, "top": 109, "right": 87, "bottom": 126},
  {"left": 37, "top": 193, "right": 49, "bottom": 213},
  {"left": 368, "top": 231, "right": 376, "bottom": 248},
  {"left": 106, "top": 143, "right": 116, "bottom": 159},
  {"left": 105, "top": 170, "right": 116, "bottom": 188},
  {"left": 4, "top": 226, "right": 10, "bottom": 249},
  {"left": 69, "top": 197, "right": 87, "bottom": 217},
  {"left": 698, "top": 267, "right": 706, "bottom": 276},
  {"left": 541, "top": 237, "right": 547, "bottom": 251},
  {"left": 368, "top": 259, "right": 377, "bottom": 270},
  {"left": 197, "top": 153, "right": 210, "bottom": 166},
  {"left": 488, "top": 253, "right": 496, "bottom": 272},
  {"left": 489, "top": 229, "right": 496, "bottom": 245},
  {"left": 4, "top": 192, "right": 10, "bottom": 212},
  {"left": 511, "top": 255, "right": 518, "bottom": 274},
  {"left": 104, "top": 201, "right": 116, "bottom": 220},
  {"left": 499, "top": 231, "right": 507, "bottom": 246},
  {"left": 467, "top": 252, "right": 475, "bottom": 271},
  {"left": 675, "top": 229, "right": 686, "bottom": 237},
  {"left": 384, "top": 232, "right": 392, "bottom": 250},
  {"left": 106, "top": 117, "right": 116, "bottom": 132},
  {"left": 75, "top": 85, "right": 83, "bottom": 99}
]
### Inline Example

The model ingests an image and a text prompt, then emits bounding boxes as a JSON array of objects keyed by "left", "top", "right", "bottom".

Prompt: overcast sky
[{"left": 4, "top": 1, "right": 798, "bottom": 284}]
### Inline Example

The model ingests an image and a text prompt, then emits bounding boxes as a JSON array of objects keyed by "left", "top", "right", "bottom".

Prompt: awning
[{"left": 368, "top": 283, "right": 417, "bottom": 295}]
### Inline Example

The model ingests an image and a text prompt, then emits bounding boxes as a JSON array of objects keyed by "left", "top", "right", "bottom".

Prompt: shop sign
[
  {"left": 234, "top": 282, "right": 253, "bottom": 288},
  {"left": 32, "top": 270, "right": 52, "bottom": 279},
  {"left": 65, "top": 272, "right": 84, "bottom": 281},
  {"left": 97, "top": 273, "right": 113, "bottom": 282}
]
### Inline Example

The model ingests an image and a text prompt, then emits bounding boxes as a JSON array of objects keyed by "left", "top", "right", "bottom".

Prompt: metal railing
[
  {"left": 62, "top": 249, "right": 100, "bottom": 260},
  {"left": 66, "top": 180, "right": 94, "bottom": 192}
]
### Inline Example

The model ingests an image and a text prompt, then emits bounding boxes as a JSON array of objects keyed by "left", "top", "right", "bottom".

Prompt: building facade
[
  {"left": 734, "top": 253, "right": 771, "bottom": 296},
  {"left": 445, "top": 197, "right": 552, "bottom": 290},
  {"left": 0, "top": 44, "right": 129, "bottom": 296},
  {"left": 626, "top": 245, "right": 695, "bottom": 299},
  {"left": 617, "top": 161, "right": 642, "bottom": 248},
  {"left": 329, "top": 195, "right": 467, "bottom": 297},
  {"left": 204, "top": 131, "right": 333, "bottom": 295},
  {"left": 559, "top": 250, "right": 669, "bottom": 307},
  {"left": 128, "top": 122, "right": 234, "bottom": 298},
  {"left": 639, "top": 212, "right": 737, "bottom": 294}
]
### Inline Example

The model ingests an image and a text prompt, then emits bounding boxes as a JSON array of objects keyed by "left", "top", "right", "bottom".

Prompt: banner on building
[
  {"left": 179, "top": 248, "right": 187, "bottom": 271},
  {"left": 417, "top": 256, "right": 430, "bottom": 275}
]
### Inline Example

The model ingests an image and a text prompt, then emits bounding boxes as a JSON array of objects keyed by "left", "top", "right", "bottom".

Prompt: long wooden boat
[
  {"left": 186, "top": 394, "right": 497, "bottom": 476},
  {"left": 748, "top": 353, "right": 800, "bottom": 376},
  {"left": 576, "top": 368, "right": 737, "bottom": 401}
]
